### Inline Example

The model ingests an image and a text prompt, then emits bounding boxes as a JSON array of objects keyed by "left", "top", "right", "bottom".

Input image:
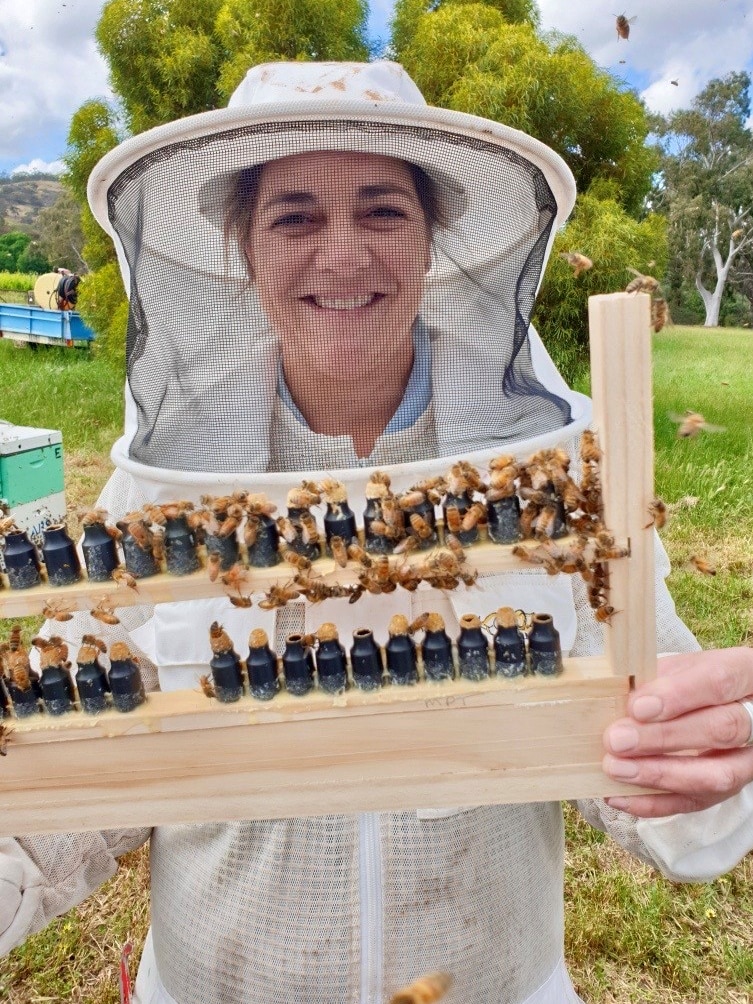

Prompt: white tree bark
[{"left": 695, "top": 202, "right": 752, "bottom": 327}]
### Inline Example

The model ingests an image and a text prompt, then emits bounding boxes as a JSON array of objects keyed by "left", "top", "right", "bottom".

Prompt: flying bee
[
  {"left": 625, "top": 268, "right": 660, "bottom": 295},
  {"left": 90, "top": 596, "right": 120, "bottom": 625},
  {"left": 690, "top": 555, "right": 717, "bottom": 576},
  {"left": 669, "top": 411, "right": 726, "bottom": 439},
  {"left": 198, "top": 674, "right": 216, "bottom": 699},
  {"left": 229, "top": 595, "right": 253, "bottom": 609},
  {"left": 42, "top": 600, "right": 74, "bottom": 622},
  {"left": 112, "top": 568, "right": 139, "bottom": 591},
  {"left": 615, "top": 13, "right": 636, "bottom": 39},
  {"left": 559, "top": 251, "right": 593, "bottom": 277},
  {"left": 329, "top": 535, "right": 349, "bottom": 568},
  {"left": 645, "top": 497, "right": 668, "bottom": 530}
]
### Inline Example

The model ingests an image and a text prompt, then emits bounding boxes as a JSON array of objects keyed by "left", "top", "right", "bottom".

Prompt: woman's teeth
[{"left": 311, "top": 294, "right": 376, "bottom": 310}]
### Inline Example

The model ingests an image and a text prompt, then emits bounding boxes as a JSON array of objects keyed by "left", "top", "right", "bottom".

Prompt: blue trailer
[{"left": 0, "top": 301, "right": 95, "bottom": 347}]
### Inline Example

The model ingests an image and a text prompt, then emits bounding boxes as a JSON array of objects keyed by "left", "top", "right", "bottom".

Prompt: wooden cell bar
[
  {"left": 587, "top": 292, "right": 656, "bottom": 683},
  {"left": 0, "top": 657, "right": 655, "bottom": 836}
]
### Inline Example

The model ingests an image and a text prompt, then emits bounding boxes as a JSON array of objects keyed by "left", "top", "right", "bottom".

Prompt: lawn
[{"left": 1, "top": 325, "right": 752, "bottom": 1002}]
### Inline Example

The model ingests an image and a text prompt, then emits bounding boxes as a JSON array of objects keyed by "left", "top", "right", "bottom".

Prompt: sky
[{"left": 1, "top": 0, "right": 752, "bottom": 177}]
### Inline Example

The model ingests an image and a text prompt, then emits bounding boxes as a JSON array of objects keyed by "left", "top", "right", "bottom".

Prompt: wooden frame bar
[{"left": 0, "top": 292, "right": 658, "bottom": 834}]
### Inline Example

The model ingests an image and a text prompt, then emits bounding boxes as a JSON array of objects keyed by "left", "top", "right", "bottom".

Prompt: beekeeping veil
[{"left": 88, "top": 61, "right": 591, "bottom": 504}]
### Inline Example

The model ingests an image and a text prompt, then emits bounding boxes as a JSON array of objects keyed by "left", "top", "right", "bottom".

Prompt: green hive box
[{"left": 0, "top": 422, "right": 66, "bottom": 547}]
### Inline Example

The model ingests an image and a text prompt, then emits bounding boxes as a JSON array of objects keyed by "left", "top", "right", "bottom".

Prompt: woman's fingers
[
  {"left": 625, "top": 647, "right": 753, "bottom": 723},
  {"left": 604, "top": 702, "right": 753, "bottom": 757},
  {"left": 602, "top": 746, "right": 753, "bottom": 810}
]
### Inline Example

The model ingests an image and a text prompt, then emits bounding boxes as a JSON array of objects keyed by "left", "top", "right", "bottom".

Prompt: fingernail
[
  {"left": 607, "top": 724, "right": 639, "bottom": 752},
  {"left": 606, "top": 797, "right": 630, "bottom": 811},
  {"left": 603, "top": 755, "right": 639, "bottom": 779},
  {"left": 631, "top": 694, "right": 664, "bottom": 721}
]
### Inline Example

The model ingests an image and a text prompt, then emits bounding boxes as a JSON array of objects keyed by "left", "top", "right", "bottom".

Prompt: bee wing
[
  {"left": 701, "top": 422, "right": 727, "bottom": 434},
  {"left": 667, "top": 411, "right": 685, "bottom": 424}
]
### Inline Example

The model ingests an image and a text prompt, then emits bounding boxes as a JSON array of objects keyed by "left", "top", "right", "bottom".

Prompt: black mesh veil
[{"left": 102, "top": 116, "right": 576, "bottom": 477}]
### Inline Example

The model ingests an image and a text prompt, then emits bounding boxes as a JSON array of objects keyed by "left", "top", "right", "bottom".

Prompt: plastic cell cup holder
[
  {"left": 282, "top": 634, "right": 315, "bottom": 697},
  {"left": 528, "top": 613, "right": 563, "bottom": 676},
  {"left": 350, "top": 628, "right": 384, "bottom": 691},
  {"left": 246, "top": 514, "right": 281, "bottom": 568},
  {"left": 385, "top": 631, "right": 418, "bottom": 686},
  {"left": 210, "top": 648, "right": 245, "bottom": 703},
  {"left": 205, "top": 533, "right": 240, "bottom": 572},
  {"left": 485, "top": 495, "right": 522, "bottom": 545},
  {"left": 40, "top": 666, "right": 75, "bottom": 715},
  {"left": 76, "top": 659, "right": 110, "bottom": 714},
  {"left": 163, "top": 515, "right": 199, "bottom": 576},
  {"left": 109, "top": 658, "right": 146, "bottom": 712},
  {"left": 421, "top": 627, "right": 454, "bottom": 682},
  {"left": 315, "top": 637, "right": 348, "bottom": 694},
  {"left": 457, "top": 615, "right": 490, "bottom": 681},
  {"left": 247, "top": 639, "right": 280, "bottom": 701},
  {"left": 41, "top": 524, "right": 82, "bottom": 586},
  {"left": 2, "top": 530, "right": 42, "bottom": 589},
  {"left": 81, "top": 522, "right": 120, "bottom": 582}
]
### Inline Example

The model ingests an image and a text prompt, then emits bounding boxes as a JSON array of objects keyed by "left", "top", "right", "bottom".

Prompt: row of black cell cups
[
  {"left": 0, "top": 487, "right": 569, "bottom": 592},
  {"left": 0, "top": 613, "right": 562, "bottom": 720},
  {"left": 212, "top": 614, "right": 563, "bottom": 706},
  {"left": 2, "top": 647, "right": 145, "bottom": 719}
]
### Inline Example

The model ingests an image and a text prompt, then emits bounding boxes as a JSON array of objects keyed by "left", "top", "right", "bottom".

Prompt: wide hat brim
[{"left": 88, "top": 99, "right": 576, "bottom": 281}]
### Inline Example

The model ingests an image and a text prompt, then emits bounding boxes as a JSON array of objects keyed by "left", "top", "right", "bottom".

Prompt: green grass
[
  {"left": 0, "top": 338, "right": 123, "bottom": 456},
  {"left": 3, "top": 323, "right": 753, "bottom": 1002}
]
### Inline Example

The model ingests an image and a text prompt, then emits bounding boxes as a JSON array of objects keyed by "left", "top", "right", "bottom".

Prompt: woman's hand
[{"left": 602, "top": 647, "right": 753, "bottom": 817}]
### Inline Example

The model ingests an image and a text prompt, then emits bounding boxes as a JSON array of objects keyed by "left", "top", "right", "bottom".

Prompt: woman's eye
[
  {"left": 272, "top": 213, "right": 316, "bottom": 229},
  {"left": 367, "top": 206, "right": 406, "bottom": 219}
]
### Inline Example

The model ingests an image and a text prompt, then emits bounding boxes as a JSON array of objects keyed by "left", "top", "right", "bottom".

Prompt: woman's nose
[{"left": 315, "top": 222, "right": 372, "bottom": 273}]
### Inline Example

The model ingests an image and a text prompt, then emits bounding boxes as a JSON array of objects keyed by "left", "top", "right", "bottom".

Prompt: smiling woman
[{"left": 241, "top": 151, "right": 432, "bottom": 456}]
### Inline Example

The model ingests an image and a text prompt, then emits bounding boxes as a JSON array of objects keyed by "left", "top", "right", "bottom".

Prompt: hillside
[{"left": 0, "top": 175, "right": 63, "bottom": 232}]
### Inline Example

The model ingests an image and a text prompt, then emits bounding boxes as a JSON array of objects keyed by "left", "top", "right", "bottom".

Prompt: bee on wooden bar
[
  {"left": 347, "top": 542, "right": 372, "bottom": 567},
  {"left": 80, "top": 507, "right": 122, "bottom": 540},
  {"left": 198, "top": 674, "right": 216, "bottom": 698},
  {"left": 281, "top": 548, "right": 312, "bottom": 571},
  {"left": 645, "top": 498, "right": 668, "bottom": 530},
  {"left": 206, "top": 552, "right": 223, "bottom": 582},
  {"left": 651, "top": 296, "right": 670, "bottom": 332},
  {"left": 112, "top": 568, "right": 139, "bottom": 591},
  {"left": 329, "top": 535, "right": 349, "bottom": 568}
]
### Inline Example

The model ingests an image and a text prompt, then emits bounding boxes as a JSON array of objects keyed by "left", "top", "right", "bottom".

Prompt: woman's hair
[{"left": 223, "top": 157, "right": 447, "bottom": 263}]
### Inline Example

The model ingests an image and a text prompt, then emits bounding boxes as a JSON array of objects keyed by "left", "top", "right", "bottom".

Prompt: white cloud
[
  {"left": 1, "top": 0, "right": 111, "bottom": 169},
  {"left": 11, "top": 158, "right": 66, "bottom": 176}
]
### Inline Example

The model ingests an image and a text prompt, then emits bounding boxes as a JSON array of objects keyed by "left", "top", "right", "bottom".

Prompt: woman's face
[{"left": 245, "top": 151, "right": 432, "bottom": 381}]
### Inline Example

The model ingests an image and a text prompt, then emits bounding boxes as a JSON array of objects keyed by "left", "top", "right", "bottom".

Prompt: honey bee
[
  {"left": 625, "top": 268, "right": 660, "bottom": 295},
  {"left": 245, "top": 494, "right": 277, "bottom": 518},
  {"left": 347, "top": 542, "right": 372, "bottom": 567},
  {"left": 444, "top": 506, "right": 463, "bottom": 535},
  {"left": 118, "top": 511, "right": 153, "bottom": 550},
  {"left": 595, "top": 603, "right": 617, "bottom": 624},
  {"left": 329, "top": 535, "right": 349, "bottom": 568},
  {"left": 90, "top": 596, "right": 120, "bottom": 625},
  {"left": 318, "top": 478, "right": 348, "bottom": 506},
  {"left": 408, "top": 612, "right": 430, "bottom": 634},
  {"left": 0, "top": 722, "right": 12, "bottom": 756},
  {"left": 393, "top": 535, "right": 421, "bottom": 556},
  {"left": 243, "top": 515, "right": 260, "bottom": 548},
  {"left": 110, "top": 640, "right": 138, "bottom": 664},
  {"left": 112, "top": 568, "right": 139, "bottom": 591},
  {"left": 461, "top": 502, "right": 485, "bottom": 532},
  {"left": 669, "top": 411, "right": 726, "bottom": 439},
  {"left": 651, "top": 296, "right": 669, "bottom": 333},
  {"left": 216, "top": 502, "right": 246, "bottom": 538},
  {"left": 209, "top": 621, "right": 234, "bottom": 655},
  {"left": 198, "top": 674, "right": 216, "bottom": 699},
  {"left": 259, "top": 582, "right": 301, "bottom": 610},
  {"left": 281, "top": 548, "right": 312, "bottom": 571},
  {"left": 399, "top": 490, "right": 427, "bottom": 510},
  {"left": 229, "top": 595, "right": 254, "bottom": 609},
  {"left": 0, "top": 516, "right": 20, "bottom": 536},
  {"left": 81, "top": 633, "right": 108, "bottom": 654},
  {"left": 391, "top": 560, "right": 422, "bottom": 591},
  {"left": 42, "top": 600, "right": 75, "bottom": 622},
  {"left": 206, "top": 552, "right": 223, "bottom": 583},
  {"left": 580, "top": 430, "right": 602, "bottom": 464},
  {"left": 370, "top": 519, "right": 404, "bottom": 541},
  {"left": 287, "top": 486, "right": 320, "bottom": 510},
  {"left": 80, "top": 508, "right": 122, "bottom": 540},
  {"left": 408, "top": 513, "right": 434, "bottom": 540},
  {"left": 409, "top": 476, "right": 446, "bottom": 505},
  {"left": 559, "top": 251, "right": 593, "bottom": 277},
  {"left": 220, "top": 563, "right": 251, "bottom": 593},
  {"left": 299, "top": 512, "right": 321, "bottom": 546},
  {"left": 670, "top": 79, "right": 679, "bottom": 86},
  {"left": 645, "top": 497, "right": 668, "bottom": 530},
  {"left": 690, "top": 555, "right": 717, "bottom": 576},
  {"left": 518, "top": 504, "right": 539, "bottom": 540},
  {"left": 534, "top": 504, "right": 559, "bottom": 539},
  {"left": 615, "top": 13, "right": 636, "bottom": 39}
]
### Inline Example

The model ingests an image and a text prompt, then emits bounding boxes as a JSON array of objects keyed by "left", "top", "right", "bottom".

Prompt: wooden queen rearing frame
[{"left": 0, "top": 293, "right": 658, "bottom": 836}]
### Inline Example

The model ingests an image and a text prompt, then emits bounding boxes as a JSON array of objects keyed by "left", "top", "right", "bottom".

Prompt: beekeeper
[{"left": 2, "top": 61, "right": 753, "bottom": 1004}]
